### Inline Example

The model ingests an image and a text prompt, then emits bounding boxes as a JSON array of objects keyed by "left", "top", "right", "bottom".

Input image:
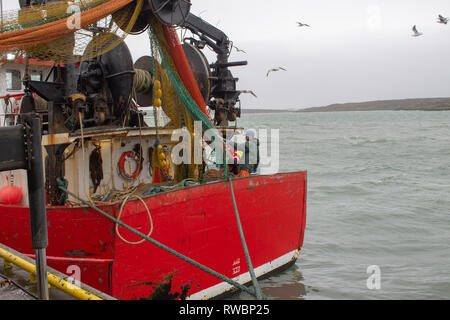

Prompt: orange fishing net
[{"left": 0, "top": 0, "right": 142, "bottom": 63}]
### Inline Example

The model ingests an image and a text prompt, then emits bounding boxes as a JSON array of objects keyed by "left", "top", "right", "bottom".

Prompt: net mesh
[
  {"left": 0, "top": 0, "right": 142, "bottom": 63},
  {"left": 148, "top": 19, "right": 216, "bottom": 132},
  {"left": 147, "top": 18, "right": 220, "bottom": 182},
  {"left": 0, "top": 1, "right": 221, "bottom": 182}
]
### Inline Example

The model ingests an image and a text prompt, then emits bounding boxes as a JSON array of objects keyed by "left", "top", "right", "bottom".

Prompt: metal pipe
[
  {"left": 25, "top": 115, "right": 49, "bottom": 300},
  {"left": 0, "top": 93, "right": 26, "bottom": 100},
  {"left": 212, "top": 61, "right": 248, "bottom": 68},
  {"left": 58, "top": 184, "right": 261, "bottom": 298},
  {"left": 34, "top": 249, "right": 49, "bottom": 300},
  {"left": 0, "top": 246, "right": 103, "bottom": 300}
]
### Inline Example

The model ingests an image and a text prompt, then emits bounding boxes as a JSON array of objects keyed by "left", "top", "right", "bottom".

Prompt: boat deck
[{"left": 0, "top": 243, "right": 116, "bottom": 300}]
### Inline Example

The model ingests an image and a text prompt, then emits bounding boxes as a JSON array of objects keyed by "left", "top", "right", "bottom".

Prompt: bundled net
[
  {"left": 147, "top": 18, "right": 220, "bottom": 181},
  {"left": 148, "top": 19, "right": 216, "bottom": 132},
  {"left": 0, "top": 0, "right": 143, "bottom": 63},
  {"left": 0, "top": 1, "right": 222, "bottom": 182}
]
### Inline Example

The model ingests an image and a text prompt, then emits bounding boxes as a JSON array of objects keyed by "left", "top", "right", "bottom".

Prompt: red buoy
[{"left": 0, "top": 185, "right": 23, "bottom": 205}]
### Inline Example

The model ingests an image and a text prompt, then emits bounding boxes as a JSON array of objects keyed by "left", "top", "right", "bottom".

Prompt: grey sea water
[
  {"left": 1, "top": 110, "right": 449, "bottom": 300},
  {"left": 231, "top": 110, "right": 450, "bottom": 300}
]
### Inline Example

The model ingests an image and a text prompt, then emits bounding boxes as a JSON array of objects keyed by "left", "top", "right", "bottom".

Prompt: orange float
[{"left": 0, "top": 186, "right": 23, "bottom": 205}]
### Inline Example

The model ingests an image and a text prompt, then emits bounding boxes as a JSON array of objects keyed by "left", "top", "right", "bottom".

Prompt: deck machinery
[
  {"left": 16, "top": 0, "right": 249, "bottom": 206},
  {"left": 20, "top": 0, "right": 248, "bottom": 129}
]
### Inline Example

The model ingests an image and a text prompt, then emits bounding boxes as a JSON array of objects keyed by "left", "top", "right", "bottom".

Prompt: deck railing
[{"left": 0, "top": 93, "right": 24, "bottom": 127}]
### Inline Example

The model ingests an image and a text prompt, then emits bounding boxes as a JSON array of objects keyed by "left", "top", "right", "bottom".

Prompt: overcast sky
[{"left": 4, "top": 0, "right": 450, "bottom": 109}]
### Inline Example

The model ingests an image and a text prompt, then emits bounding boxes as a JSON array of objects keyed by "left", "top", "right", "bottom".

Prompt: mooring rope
[
  {"left": 57, "top": 184, "right": 265, "bottom": 299},
  {"left": 228, "top": 177, "right": 263, "bottom": 300},
  {"left": 116, "top": 194, "right": 153, "bottom": 245}
]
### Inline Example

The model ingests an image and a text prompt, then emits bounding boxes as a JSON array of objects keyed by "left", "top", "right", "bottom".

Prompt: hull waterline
[{"left": 0, "top": 172, "right": 307, "bottom": 300}]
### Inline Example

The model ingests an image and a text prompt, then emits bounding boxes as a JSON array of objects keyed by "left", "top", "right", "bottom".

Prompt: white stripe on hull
[{"left": 187, "top": 249, "right": 301, "bottom": 300}]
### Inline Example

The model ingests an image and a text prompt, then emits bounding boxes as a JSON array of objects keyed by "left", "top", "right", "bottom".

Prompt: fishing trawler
[{"left": 0, "top": 0, "right": 307, "bottom": 300}]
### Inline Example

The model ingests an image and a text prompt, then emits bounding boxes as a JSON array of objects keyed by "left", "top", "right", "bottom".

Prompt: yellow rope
[{"left": 115, "top": 194, "right": 153, "bottom": 245}]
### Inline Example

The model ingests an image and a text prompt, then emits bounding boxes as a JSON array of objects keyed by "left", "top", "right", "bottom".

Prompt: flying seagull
[
  {"left": 266, "top": 67, "right": 287, "bottom": 77},
  {"left": 234, "top": 46, "right": 247, "bottom": 54},
  {"left": 437, "top": 14, "right": 449, "bottom": 24},
  {"left": 239, "top": 90, "right": 257, "bottom": 98},
  {"left": 297, "top": 22, "right": 310, "bottom": 27},
  {"left": 412, "top": 25, "right": 423, "bottom": 37}
]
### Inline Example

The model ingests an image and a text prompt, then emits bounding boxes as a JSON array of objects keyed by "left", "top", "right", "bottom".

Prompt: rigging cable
[
  {"left": 228, "top": 177, "right": 263, "bottom": 300},
  {"left": 57, "top": 183, "right": 266, "bottom": 300}
]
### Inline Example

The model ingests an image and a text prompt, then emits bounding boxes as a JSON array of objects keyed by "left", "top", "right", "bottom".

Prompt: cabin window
[
  {"left": 31, "top": 71, "right": 43, "bottom": 81},
  {"left": 6, "top": 70, "right": 22, "bottom": 91}
]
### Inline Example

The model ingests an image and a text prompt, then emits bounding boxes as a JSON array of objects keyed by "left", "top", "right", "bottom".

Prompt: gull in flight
[
  {"left": 437, "top": 14, "right": 449, "bottom": 24},
  {"left": 240, "top": 90, "right": 257, "bottom": 98},
  {"left": 297, "top": 22, "right": 310, "bottom": 27},
  {"left": 412, "top": 25, "right": 423, "bottom": 37},
  {"left": 267, "top": 67, "right": 287, "bottom": 77},
  {"left": 234, "top": 46, "right": 247, "bottom": 54}
]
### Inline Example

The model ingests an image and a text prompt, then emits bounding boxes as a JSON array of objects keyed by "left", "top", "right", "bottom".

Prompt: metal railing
[{"left": 0, "top": 93, "right": 24, "bottom": 127}]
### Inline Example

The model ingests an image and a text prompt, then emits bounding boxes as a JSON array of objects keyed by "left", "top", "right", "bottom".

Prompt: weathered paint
[
  {"left": 0, "top": 204, "right": 116, "bottom": 294},
  {"left": 0, "top": 171, "right": 307, "bottom": 300},
  {"left": 0, "top": 244, "right": 102, "bottom": 300},
  {"left": 188, "top": 249, "right": 300, "bottom": 300}
]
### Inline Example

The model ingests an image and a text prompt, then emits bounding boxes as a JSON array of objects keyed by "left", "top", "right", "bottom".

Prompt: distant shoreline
[
  {"left": 299, "top": 98, "right": 450, "bottom": 113},
  {"left": 241, "top": 109, "right": 295, "bottom": 114},
  {"left": 242, "top": 98, "right": 450, "bottom": 113}
]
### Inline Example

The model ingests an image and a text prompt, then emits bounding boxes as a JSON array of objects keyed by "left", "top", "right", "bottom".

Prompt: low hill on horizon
[
  {"left": 241, "top": 108, "right": 296, "bottom": 114},
  {"left": 298, "top": 98, "right": 450, "bottom": 112}
]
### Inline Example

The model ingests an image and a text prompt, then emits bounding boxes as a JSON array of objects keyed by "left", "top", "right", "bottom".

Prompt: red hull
[{"left": 0, "top": 172, "right": 307, "bottom": 300}]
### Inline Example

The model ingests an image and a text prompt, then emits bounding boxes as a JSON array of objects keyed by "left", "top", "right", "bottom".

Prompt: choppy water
[
  {"left": 231, "top": 110, "right": 450, "bottom": 300},
  {"left": 2, "top": 110, "right": 449, "bottom": 300}
]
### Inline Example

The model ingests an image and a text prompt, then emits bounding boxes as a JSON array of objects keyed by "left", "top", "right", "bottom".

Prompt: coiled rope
[
  {"left": 134, "top": 69, "right": 152, "bottom": 93},
  {"left": 116, "top": 194, "right": 153, "bottom": 245},
  {"left": 57, "top": 184, "right": 266, "bottom": 300}
]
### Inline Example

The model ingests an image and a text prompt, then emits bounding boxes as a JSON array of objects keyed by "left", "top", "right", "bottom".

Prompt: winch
[{"left": 19, "top": 0, "right": 248, "bottom": 129}]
